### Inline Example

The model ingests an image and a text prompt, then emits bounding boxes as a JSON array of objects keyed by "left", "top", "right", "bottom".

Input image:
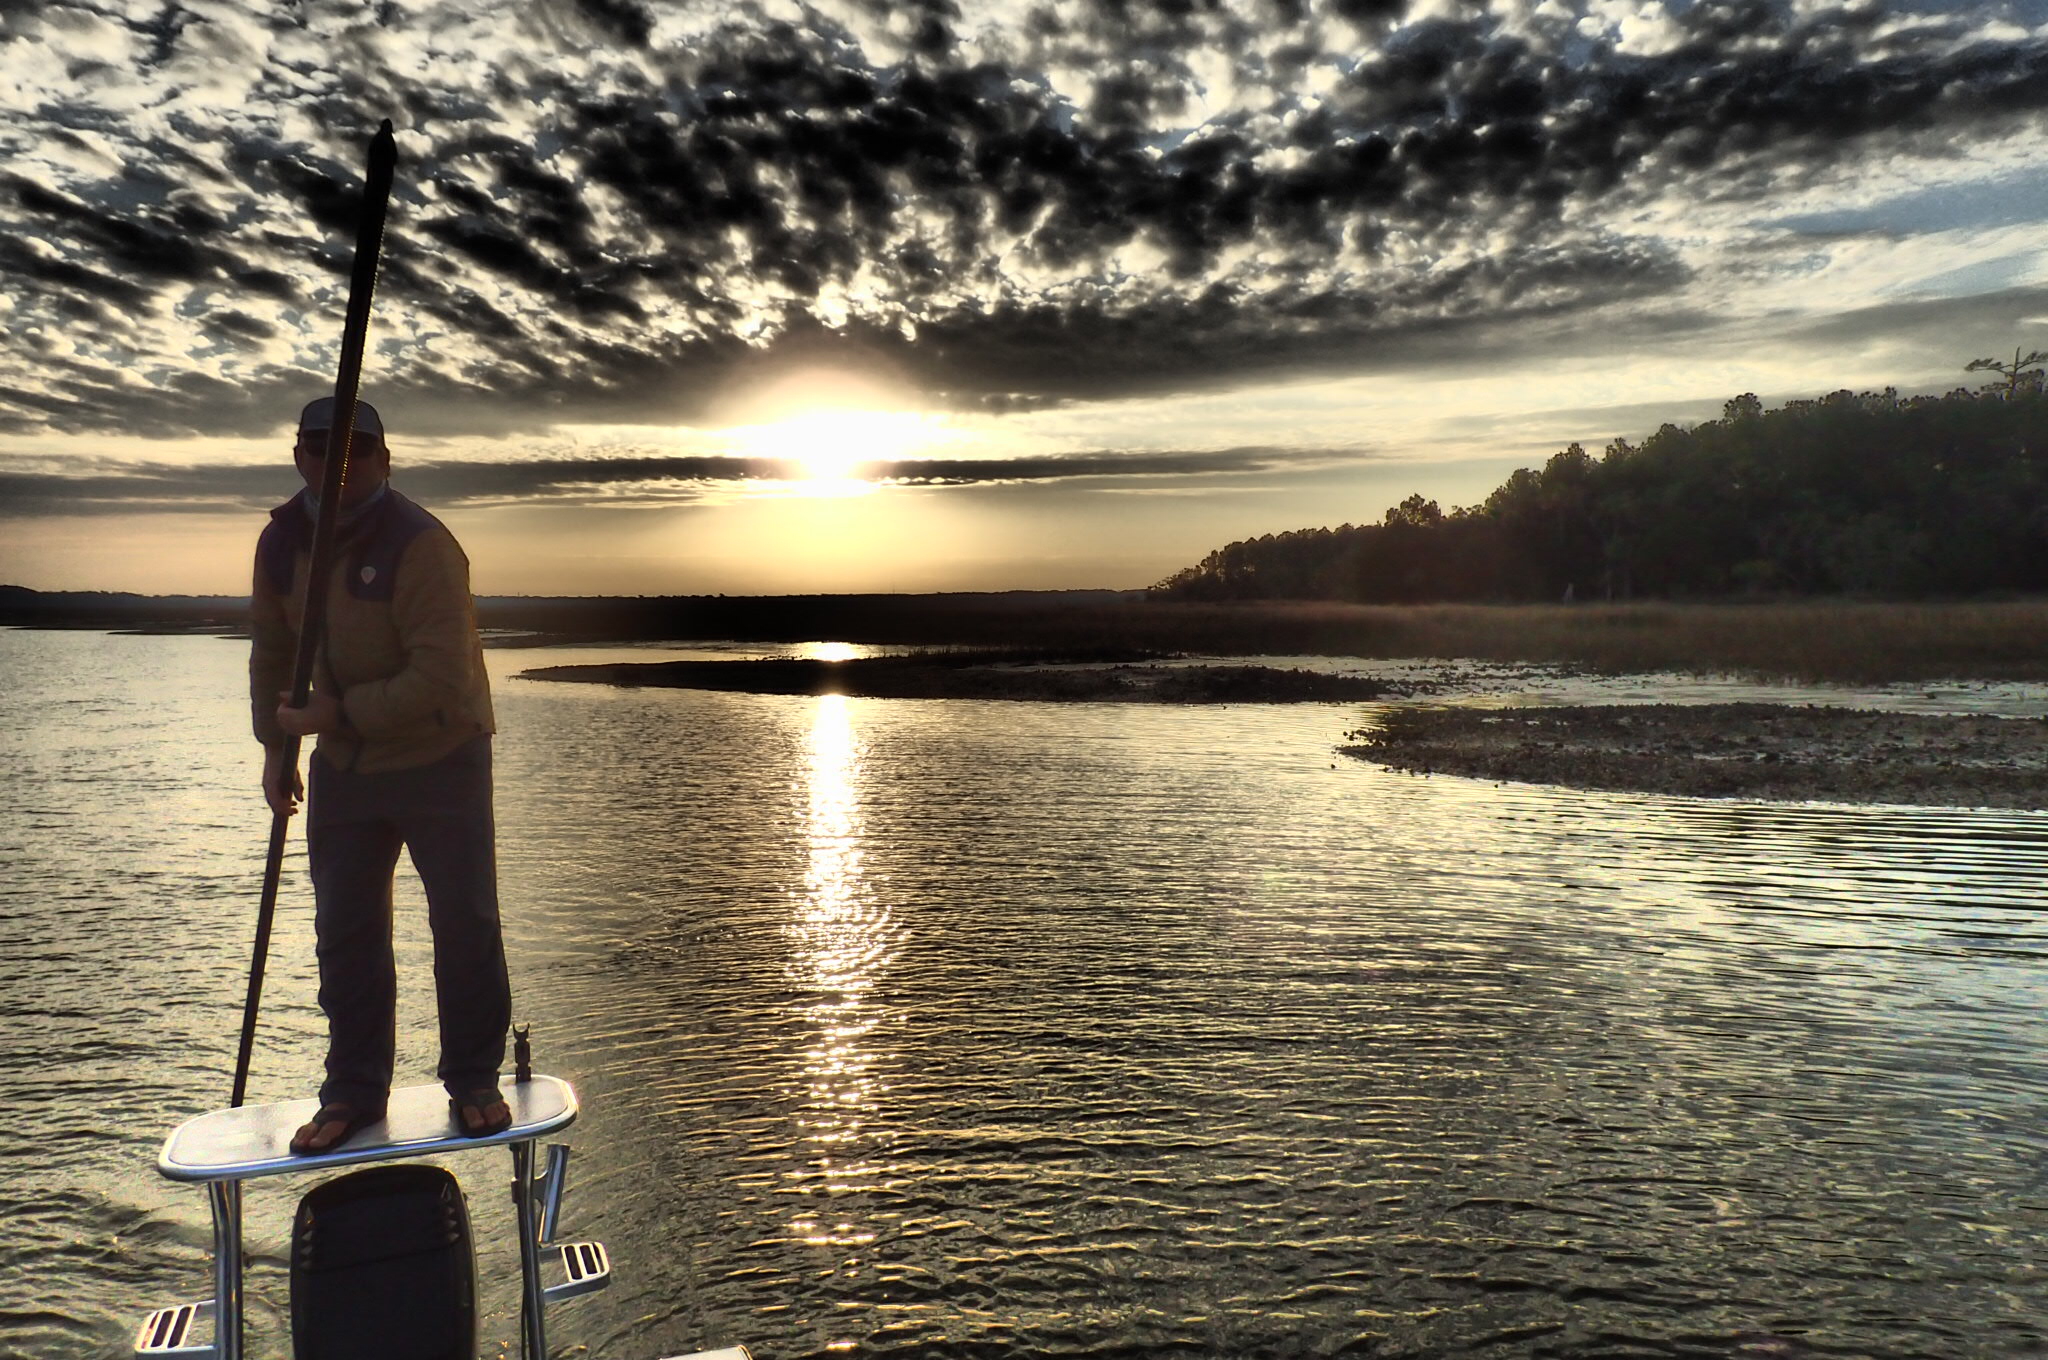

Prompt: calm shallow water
[{"left": 3, "top": 628, "right": 2046, "bottom": 1359}]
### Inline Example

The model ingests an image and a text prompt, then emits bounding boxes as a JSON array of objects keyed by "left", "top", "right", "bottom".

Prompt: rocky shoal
[{"left": 1343, "top": 702, "right": 2048, "bottom": 809}]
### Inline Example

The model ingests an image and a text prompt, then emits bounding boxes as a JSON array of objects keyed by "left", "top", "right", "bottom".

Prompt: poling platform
[
  {"left": 158, "top": 1075, "right": 577, "bottom": 1182},
  {"left": 139, "top": 1075, "right": 749, "bottom": 1360}
]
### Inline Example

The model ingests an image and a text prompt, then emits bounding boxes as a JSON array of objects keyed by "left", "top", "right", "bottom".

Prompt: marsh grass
[
  {"left": 1010, "top": 599, "right": 2048, "bottom": 684},
  {"left": 479, "top": 593, "right": 2048, "bottom": 685}
]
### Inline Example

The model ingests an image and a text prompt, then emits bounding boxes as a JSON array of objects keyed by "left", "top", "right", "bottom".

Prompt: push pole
[{"left": 230, "top": 120, "right": 398, "bottom": 1109}]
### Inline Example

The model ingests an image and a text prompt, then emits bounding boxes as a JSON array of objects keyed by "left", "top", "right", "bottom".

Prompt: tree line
[{"left": 1152, "top": 353, "right": 2048, "bottom": 602}]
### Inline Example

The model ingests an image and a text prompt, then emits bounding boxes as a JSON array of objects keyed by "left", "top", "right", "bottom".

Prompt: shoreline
[
  {"left": 14, "top": 615, "right": 2045, "bottom": 806},
  {"left": 10, "top": 594, "right": 2048, "bottom": 686}
]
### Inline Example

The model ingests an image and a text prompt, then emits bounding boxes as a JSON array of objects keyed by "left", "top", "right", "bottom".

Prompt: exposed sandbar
[
  {"left": 1343, "top": 703, "right": 2048, "bottom": 808},
  {"left": 520, "top": 652, "right": 1396, "bottom": 703}
]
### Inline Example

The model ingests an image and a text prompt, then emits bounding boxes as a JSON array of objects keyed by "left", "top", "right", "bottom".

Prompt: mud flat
[
  {"left": 521, "top": 652, "right": 1398, "bottom": 703},
  {"left": 1344, "top": 702, "right": 2048, "bottom": 808}
]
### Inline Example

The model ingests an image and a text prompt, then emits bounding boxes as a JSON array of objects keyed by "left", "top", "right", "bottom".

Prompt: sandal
[
  {"left": 289, "top": 1101, "right": 385, "bottom": 1156},
  {"left": 448, "top": 1085, "right": 512, "bottom": 1138}
]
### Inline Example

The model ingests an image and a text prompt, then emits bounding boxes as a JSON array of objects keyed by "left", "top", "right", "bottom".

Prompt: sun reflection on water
[{"left": 784, "top": 694, "right": 894, "bottom": 1255}]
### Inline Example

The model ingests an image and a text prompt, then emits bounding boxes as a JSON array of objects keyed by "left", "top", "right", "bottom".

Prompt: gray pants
[{"left": 307, "top": 736, "right": 511, "bottom": 1111}]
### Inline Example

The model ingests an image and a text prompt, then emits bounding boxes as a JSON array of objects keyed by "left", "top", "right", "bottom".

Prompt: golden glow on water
[{"left": 785, "top": 694, "right": 891, "bottom": 1251}]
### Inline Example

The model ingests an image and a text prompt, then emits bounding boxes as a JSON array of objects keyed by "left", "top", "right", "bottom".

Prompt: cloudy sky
[{"left": 3, "top": 0, "right": 2045, "bottom": 595}]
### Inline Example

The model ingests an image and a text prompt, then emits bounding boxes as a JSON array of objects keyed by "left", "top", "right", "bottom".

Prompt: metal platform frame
[{"left": 152, "top": 1076, "right": 580, "bottom": 1360}]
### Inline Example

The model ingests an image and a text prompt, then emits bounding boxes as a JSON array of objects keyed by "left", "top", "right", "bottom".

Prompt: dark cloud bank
[
  {"left": 3, "top": 0, "right": 2047, "bottom": 440},
  {"left": 0, "top": 445, "right": 1326, "bottom": 516}
]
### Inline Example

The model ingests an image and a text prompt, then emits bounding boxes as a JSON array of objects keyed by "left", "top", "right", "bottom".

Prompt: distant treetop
[{"left": 1153, "top": 358, "right": 2047, "bottom": 603}]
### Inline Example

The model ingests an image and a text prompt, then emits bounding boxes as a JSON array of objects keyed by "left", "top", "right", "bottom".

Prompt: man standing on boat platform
[{"left": 252, "top": 396, "right": 513, "bottom": 1154}]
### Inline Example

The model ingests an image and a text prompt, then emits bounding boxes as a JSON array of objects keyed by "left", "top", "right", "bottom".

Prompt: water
[{"left": 3, "top": 628, "right": 2047, "bottom": 1359}]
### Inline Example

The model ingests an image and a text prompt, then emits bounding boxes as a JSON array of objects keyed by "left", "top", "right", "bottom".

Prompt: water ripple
[{"left": 3, "top": 633, "right": 2047, "bottom": 1357}]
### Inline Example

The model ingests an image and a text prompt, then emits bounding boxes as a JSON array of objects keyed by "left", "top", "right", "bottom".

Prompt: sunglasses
[{"left": 296, "top": 438, "right": 385, "bottom": 457}]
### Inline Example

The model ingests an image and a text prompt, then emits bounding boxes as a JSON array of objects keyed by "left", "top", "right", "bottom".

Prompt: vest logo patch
[{"left": 360, "top": 566, "right": 377, "bottom": 585}]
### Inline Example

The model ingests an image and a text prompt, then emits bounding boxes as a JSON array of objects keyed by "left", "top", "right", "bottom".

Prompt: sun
[
  {"left": 710, "top": 364, "right": 967, "bottom": 497},
  {"left": 736, "top": 406, "right": 944, "bottom": 498}
]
